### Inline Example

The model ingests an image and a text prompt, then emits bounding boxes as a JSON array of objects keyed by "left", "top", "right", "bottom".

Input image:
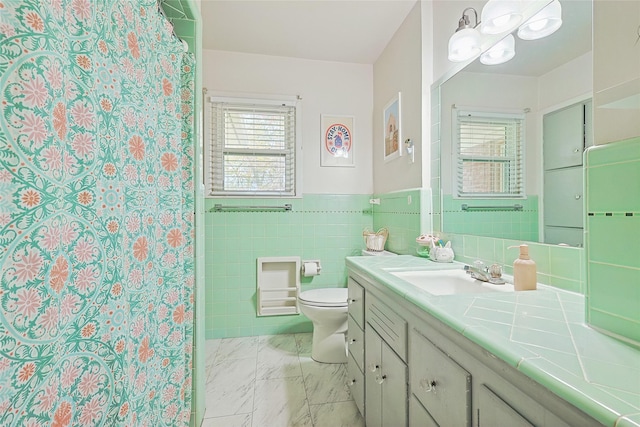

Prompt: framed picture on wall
[
  {"left": 383, "top": 92, "right": 402, "bottom": 162},
  {"left": 320, "top": 114, "right": 355, "bottom": 167}
]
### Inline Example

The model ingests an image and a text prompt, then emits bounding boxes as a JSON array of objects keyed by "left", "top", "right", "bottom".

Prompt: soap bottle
[{"left": 510, "top": 244, "right": 537, "bottom": 291}]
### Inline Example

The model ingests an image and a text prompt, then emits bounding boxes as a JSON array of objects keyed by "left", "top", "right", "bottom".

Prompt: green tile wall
[
  {"left": 205, "top": 194, "right": 372, "bottom": 339},
  {"left": 585, "top": 137, "right": 640, "bottom": 345},
  {"left": 446, "top": 234, "right": 585, "bottom": 294},
  {"left": 372, "top": 189, "right": 424, "bottom": 255},
  {"left": 442, "top": 195, "right": 539, "bottom": 242}
]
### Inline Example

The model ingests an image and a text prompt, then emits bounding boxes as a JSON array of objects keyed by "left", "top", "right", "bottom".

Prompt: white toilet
[{"left": 298, "top": 288, "right": 348, "bottom": 363}]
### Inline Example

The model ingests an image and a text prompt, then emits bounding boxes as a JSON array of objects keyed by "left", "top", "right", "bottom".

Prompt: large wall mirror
[{"left": 435, "top": 0, "right": 592, "bottom": 247}]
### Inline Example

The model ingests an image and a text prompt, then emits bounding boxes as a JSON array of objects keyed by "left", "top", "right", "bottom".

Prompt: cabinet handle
[
  {"left": 368, "top": 363, "right": 379, "bottom": 373},
  {"left": 347, "top": 379, "right": 357, "bottom": 386},
  {"left": 348, "top": 298, "right": 357, "bottom": 304},
  {"left": 575, "top": 194, "right": 582, "bottom": 200},
  {"left": 349, "top": 338, "right": 357, "bottom": 345},
  {"left": 419, "top": 379, "right": 437, "bottom": 393},
  {"left": 573, "top": 148, "right": 581, "bottom": 153},
  {"left": 375, "top": 374, "right": 387, "bottom": 385}
]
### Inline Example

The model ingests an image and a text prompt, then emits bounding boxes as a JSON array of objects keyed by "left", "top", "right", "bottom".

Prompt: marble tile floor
[{"left": 203, "top": 333, "right": 364, "bottom": 427}]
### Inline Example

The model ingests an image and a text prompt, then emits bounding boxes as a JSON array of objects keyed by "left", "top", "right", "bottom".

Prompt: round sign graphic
[{"left": 324, "top": 123, "right": 352, "bottom": 158}]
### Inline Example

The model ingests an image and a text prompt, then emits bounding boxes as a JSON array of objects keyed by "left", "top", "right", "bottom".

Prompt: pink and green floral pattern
[{"left": 0, "top": 1, "right": 195, "bottom": 425}]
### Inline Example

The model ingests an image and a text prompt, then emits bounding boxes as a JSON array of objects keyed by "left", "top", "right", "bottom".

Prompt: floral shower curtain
[{"left": 0, "top": 1, "right": 195, "bottom": 425}]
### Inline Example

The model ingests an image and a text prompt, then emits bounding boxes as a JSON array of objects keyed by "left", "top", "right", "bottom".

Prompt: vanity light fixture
[
  {"left": 480, "top": 0, "right": 523, "bottom": 35},
  {"left": 448, "top": 7, "right": 482, "bottom": 62},
  {"left": 480, "top": 34, "right": 516, "bottom": 65},
  {"left": 517, "top": 0, "right": 562, "bottom": 40}
]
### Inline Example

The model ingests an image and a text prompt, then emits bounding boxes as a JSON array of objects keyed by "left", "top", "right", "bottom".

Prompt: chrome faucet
[
  {"left": 464, "top": 264, "right": 491, "bottom": 282},
  {"left": 465, "top": 262, "right": 506, "bottom": 284}
]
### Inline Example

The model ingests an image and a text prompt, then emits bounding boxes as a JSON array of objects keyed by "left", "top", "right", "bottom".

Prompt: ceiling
[
  {"left": 200, "top": 0, "right": 418, "bottom": 64},
  {"left": 199, "top": 0, "right": 592, "bottom": 74}
]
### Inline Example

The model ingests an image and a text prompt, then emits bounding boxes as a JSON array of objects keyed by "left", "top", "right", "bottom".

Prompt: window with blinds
[
  {"left": 209, "top": 98, "right": 298, "bottom": 196},
  {"left": 454, "top": 109, "right": 524, "bottom": 198}
]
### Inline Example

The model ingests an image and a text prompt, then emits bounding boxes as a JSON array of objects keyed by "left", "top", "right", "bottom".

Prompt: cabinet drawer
[
  {"left": 347, "top": 315, "right": 364, "bottom": 371},
  {"left": 347, "top": 353, "right": 365, "bottom": 416},
  {"left": 348, "top": 277, "right": 364, "bottom": 329},
  {"left": 410, "top": 328, "right": 471, "bottom": 427},
  {"left": 366, "top": 294, "right": 407, "bottom": 361}
]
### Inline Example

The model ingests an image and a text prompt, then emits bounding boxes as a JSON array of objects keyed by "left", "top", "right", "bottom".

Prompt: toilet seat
[{"left": 298, "top": 288, "right": 348, "bottom": 307}]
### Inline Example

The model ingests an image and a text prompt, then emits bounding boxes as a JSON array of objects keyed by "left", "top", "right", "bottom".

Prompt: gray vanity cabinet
[
  {"left": 477, "top": 385, "right": 534, "bottom": 427},
  {"left": 365, "top": 293, "right": 408, "bottom": 427},
  {"left": 365, "top": 327, "right": 408, "bottom": 427},
  {"left": 347, "top": 267, "right": 600, "bottom": 427},
  {"left": 409, "top": 395, "right": 438, "bottom": 427},
  {"left": 410, "top": 328, "right": 471, "bottom": 426},
  {"left": 346, "top": 278, "right": 365, "bottom": 415}
]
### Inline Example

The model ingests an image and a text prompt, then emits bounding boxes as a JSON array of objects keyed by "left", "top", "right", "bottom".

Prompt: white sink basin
[{"left": 387, "top": 268, "right": 514, "bottom": 295}]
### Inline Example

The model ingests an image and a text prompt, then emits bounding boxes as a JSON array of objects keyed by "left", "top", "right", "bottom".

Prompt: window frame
[
  {"left": 452, "top": 108, "right": 526, "bottom": 199},
  {"left": 205, "top": 94, "right": 302, "bottom": 198}
]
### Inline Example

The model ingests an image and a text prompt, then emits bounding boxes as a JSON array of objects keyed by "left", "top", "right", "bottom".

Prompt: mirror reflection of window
[{"left": 455, "top": 109, "right": 524, "bottom": 198}]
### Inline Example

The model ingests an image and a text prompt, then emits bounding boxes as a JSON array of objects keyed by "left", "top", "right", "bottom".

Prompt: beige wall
[
  {"left": 373, "top": 2, "right": 424, "bottom": 194},
  {"left": 593, "top": 0, "right": 640, "bottom": 145},
  {"left": 202, "top": 49, "right": 374, "bottom": 195}
]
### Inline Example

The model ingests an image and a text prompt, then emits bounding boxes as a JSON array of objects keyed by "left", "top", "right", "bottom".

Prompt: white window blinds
[
  {"left": 209, "top": 99, "right": 297, "bottom": 196},
  {"left": 455, "top": 109, "right": 525, "bottom": 198}
]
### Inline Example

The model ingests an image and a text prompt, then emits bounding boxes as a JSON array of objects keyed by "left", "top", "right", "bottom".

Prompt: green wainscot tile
[
  {"left": 548, "top": 276, "right": 583, "bottom": 294},
  {"left": 587, "top": 309, "right": 640, "bottom": 347},
  {"left": 588, "top": 262, "right": 640, "bottom": 324},
  {"left": 526, "top": 244, "right": 550, "bottom": 275},
  {"left": 588, "top": 215, "right": 640, "bottom": 269},
  {"left": 587, "top": 160, "right": 640, "bottom": 212},
  {"left": 586, "top": 137, "right": 640, "bottom": 167},
  {"left": 549, "top": 245, "right": 583, "bottom": 281}
]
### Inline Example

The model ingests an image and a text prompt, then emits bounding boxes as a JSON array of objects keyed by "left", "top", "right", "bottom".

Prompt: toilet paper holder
[{"left": 301, "top": 260, "right": 322, "bottom": 276}]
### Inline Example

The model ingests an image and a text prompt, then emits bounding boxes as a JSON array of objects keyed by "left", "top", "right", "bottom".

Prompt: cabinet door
[
  {"left": 544, "top": 226, "right": 584, "bottom": 247},
  {"left": 365, "top": 327, "right": 383, "bottom": 427},
  {"left": 381, "top": 341, "right": 408, "bottom": 427},
  {"left": 410, "top": 329, "right": 471, "bottom": 427},
  {"left": 410, "top": 394, "right": 438, "bottom": 427},
  {"left": 543, "top": 167, "right": 583, "bottom": 228},
  {"left": 543, "top": 103, "right": 585, "bottom": 170},
  {"left": 478, "top": 385, "right": 534, "bottom": 427}
]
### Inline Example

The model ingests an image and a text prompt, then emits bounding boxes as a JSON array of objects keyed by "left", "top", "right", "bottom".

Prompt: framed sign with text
[{"left": 321, "top": 115, "right": 355, "bottom": 167}]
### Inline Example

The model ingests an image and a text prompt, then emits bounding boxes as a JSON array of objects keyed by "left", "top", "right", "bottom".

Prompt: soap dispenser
[{"left": 509, "top": 244, "right": 537, "bottom": 291}]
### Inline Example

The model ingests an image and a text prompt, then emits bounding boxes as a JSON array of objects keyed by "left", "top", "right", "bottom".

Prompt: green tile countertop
[{"left": 346, "top": 255, "right": 640, "bottom": 427}]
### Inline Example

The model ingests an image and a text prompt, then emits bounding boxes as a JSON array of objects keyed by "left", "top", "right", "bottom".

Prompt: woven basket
[{"left": 363, "top": 228, "right": 389, "bottom": 252}]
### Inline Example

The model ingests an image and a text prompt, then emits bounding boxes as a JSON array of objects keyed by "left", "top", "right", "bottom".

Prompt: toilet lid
[{"left": 299, "top": 288, "right": 348, "bottom": 307}]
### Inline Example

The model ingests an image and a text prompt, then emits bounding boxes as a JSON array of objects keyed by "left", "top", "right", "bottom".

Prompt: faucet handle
[{"left": 489, "top": 263, "right": 502, "bottom": 278}]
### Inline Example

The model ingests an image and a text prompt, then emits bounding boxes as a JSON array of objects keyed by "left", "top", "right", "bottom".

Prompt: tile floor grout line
[
  {"left": 296, "top": 333, "right": 314, "bottom": 427},
  {"left": 251, "top": 336, "right": 262, "bottom": 427}
]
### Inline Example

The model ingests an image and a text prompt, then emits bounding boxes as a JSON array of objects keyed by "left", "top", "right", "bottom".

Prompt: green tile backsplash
[
  {"left": 585, "top": 137, "right": 640, "bottom": 345},
  {"left": 446, "top": 233, "right": 585, "bottom": 294},
  {"left": 442, "top": 194, "right": 539, "bottom": 241},
  {"left": 205, "top": 194, "right": 373, "bottom": 338},
  {"left": 206, "top": 170, "right": 631, "bottom": 340},
  {"left": 372, "top": 189, "right": 425, "bottom": 255}
]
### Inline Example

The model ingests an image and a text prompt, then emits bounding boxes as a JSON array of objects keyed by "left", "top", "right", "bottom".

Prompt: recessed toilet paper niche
[{"left": 257, "top": 257, "right": 300, "bottom": 316}]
